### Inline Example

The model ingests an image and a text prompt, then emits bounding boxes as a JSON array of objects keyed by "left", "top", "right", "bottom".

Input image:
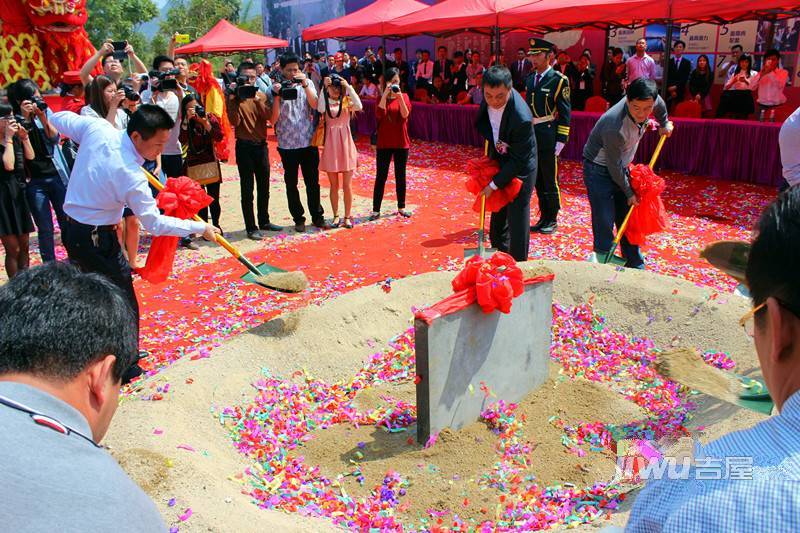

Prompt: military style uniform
[{"left": 525, "top": 38, "right": 572, "bottom": 234}]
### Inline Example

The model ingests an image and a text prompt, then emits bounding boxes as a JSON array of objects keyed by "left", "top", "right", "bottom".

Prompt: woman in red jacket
[{"left": 370, "top": 67, "right": 412, "bottom": 221}]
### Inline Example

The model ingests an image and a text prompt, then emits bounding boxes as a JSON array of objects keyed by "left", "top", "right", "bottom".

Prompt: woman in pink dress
[{"left": 318, "top": 74, "right": 363, "bottom": 228}]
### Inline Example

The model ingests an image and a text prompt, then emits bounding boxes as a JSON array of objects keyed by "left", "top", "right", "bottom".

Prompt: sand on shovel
[
  {"left": 256, "top": 271, "right": 309, "bottom": 293},
  {"left": 655, "top": 347, "right": 741, "bottom": 404}
]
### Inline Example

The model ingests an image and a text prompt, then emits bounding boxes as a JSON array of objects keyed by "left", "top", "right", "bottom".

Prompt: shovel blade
[
  {"left": 464, "top": 247, "right": 498, "bottom": 259},
  {"left": 240, "top": 263, "right": 287, "bottom": 285}
]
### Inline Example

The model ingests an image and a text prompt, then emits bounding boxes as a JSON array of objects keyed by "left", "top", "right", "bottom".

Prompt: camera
[
  {"left": 329, "top": 73, "right": 343, "bottom": 87},
  {"left": 194, "top": 104, "right": 206, "bottom": 118},
  {"left": 390, "top": 84, "right": 400, "bottom": 93},
  {"left": 279, "top": 78, "right": 298, "bottom": 101},
  {"left": 157, "top": 68, "right": 181, "bottom": 91},
  {"left": 122, "top": 86, "right": 140, "bottom": 102},
  {"left": 33, "top": 98, "right": 48, "bottom": 111}
]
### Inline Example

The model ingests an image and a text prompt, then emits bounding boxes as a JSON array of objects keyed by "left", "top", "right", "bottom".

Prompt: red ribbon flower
[
  {"left": 465, "top": 156, "right": 522, "bottom": 213},
  {"left": 625, "top": 164, "right": 668, "bottom": 246},
  {"left": 137, "top": 176, "right": 212, "bottom": 284},
  {"left": 451, "top": 252, "right": 524, "bottom": 314}
]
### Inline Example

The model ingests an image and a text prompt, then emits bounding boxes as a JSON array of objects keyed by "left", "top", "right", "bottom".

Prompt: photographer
[
  {"left": 271, "top": 53, "right": 325, "bottom": 233},
  {"left": 79, "top": 39, "right": 148, "bottom": 87},
  {"left": 8, "top": 79, "right": 69, "bottom": 263},
  {"left": 226, "top": 61, "right": 282, "bottom": 240},
  {"left": 318, "top": 72, "right": 362, "bottom": 229},
  {"left": 80, "top": 75, "right": 130, "bottom": 130},
  {"left": 371, "top": 68, "right": 412, "bottom": 221},
  {"left": 180, "top": 94, "right": 224, "bottom": 233},
  {"left": 0, "top": 105, "right": 35, "bottom": 278}
]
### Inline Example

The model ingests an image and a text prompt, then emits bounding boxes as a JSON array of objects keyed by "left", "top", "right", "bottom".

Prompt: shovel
[
  {"left": 603, "top": 133, "right": 667, "bottom": 265},
  {"left": 464, "top": 194, "right": 497, "bottom": 259},
  {"left": 142, "top": 170, "right": 308, "bottom": 293}
]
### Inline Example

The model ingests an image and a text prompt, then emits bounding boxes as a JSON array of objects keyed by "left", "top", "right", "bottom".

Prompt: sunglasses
[
  {"left": 739, "top": 298, "right": 800, "bottom": 338},
  {"left": 121, "top": 351, "right": 146, "bottom": 385}
]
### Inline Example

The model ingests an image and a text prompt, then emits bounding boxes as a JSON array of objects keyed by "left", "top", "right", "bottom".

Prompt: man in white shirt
[
  {"left": 718, "top": 44, "right": 743, "bottom": 80},
  {"left": 474, "top": 66, "right": 537, "bottom": 261},
  {"left": 50, "top": 106, "right": 218, "bottom": 324},
  {"left": 415, "top": 50, "right": 434, "bottom": 90},
  {"left": 626, "top": 38, "right": 657, "bottom": 83},
  {"left": 754, "top": 49, "right": 789, "bottom": 122}
]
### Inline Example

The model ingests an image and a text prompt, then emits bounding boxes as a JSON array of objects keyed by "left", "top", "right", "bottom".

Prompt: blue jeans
[
  {"left": 583, "top": 160, "right": 644, "bottom": 269},
  {"left": 26, "top": 175, "right": 66, "bottom": 262}
]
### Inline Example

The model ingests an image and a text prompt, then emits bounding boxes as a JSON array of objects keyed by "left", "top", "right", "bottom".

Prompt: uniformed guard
[{"left": 525, "top": 38, "right": 571, "bottom": 234}]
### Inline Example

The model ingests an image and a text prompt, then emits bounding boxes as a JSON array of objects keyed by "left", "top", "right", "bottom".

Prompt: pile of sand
[{"left": 106, "top": 261, "right": 768, "bottom": 532}]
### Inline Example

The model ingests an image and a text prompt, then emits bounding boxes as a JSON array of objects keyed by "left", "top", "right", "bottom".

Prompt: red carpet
[{"left": 2, "top": 137, "right": 776, "bottom": 379}]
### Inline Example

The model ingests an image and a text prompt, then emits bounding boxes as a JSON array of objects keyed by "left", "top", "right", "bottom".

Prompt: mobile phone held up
[{"left": 111, "top": 41, "right": 127, "bottom": 61}]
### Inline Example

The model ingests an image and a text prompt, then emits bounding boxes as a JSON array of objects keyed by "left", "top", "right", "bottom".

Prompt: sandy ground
[{"left": 105, "top": 260, "right": 768, "bottom": 532}]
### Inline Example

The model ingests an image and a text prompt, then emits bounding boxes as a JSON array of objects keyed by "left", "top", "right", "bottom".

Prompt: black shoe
[
  {"left": 247, "top": 230, "right": 265, "bottom": 241},
  {"left": 312, "top": 219, "right": 329, "bottom": 229},
  {"left": 369, "top": 211, "right": 381, "bottom": 221},
  {"left": 535, "top": 222, "right": 558, "bottom": 235},
  {"left": 294, "top": 223, "right": 306, "bottom": 233},
  {"left": 180, "top": 236, "right": 200, "bottom": 250},
  {"left": 260, "top": 223, "right": 283, "bottom": 232},
  {"left": 530, "top": 219, "right": 545, "bottom": 233}
]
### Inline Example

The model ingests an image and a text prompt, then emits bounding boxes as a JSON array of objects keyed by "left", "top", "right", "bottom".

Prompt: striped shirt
[{"left": 626, "top": 390, "right": 800, "bottom": 532}]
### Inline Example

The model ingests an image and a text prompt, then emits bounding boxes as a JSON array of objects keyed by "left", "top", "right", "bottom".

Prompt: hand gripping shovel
[
  {"left": 465, "top": 141, "right": 497, "bottom": 259},
  {"left": 603, "top": 134, "right": 667, "bottom": 265},
  {"left": 142, "top": 169, "right": 308, "bottom": 293}
]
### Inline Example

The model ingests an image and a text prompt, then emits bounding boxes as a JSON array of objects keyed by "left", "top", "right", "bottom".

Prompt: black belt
[
  {"left": 236, "top": 138, "right": 267, "bottom": 147},
  {"left": 65, "top": 215, "right": 118, "bottom": 232}
]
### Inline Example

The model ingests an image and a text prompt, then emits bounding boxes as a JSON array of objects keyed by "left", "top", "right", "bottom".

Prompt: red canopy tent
[
  {"left": 385, "top": 0, "right": 534, "bottom": 36},
  {"left": 174, "top": 19, "right": 288, "bottom": 55},
  {"left": 302, "top": 0, "right": 430, "bottom": 40}
]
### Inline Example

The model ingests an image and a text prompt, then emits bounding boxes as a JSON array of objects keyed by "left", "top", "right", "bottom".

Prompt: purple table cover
[{"left": 355, "top": 101, "right": 782, "bottom": 187}]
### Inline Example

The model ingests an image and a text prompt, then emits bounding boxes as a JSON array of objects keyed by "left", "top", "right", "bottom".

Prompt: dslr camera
[
  {"left": 390, "top": 84, "right": 401, "bottom": 93},
  {"left": 329, "top": 73, "right": 343, "bottom": 87},
  {"left": 194, "top": 104, "right": 206, "bottom": 118},
  {"left": 277, "top": 75, "right": 304, "bottom": 101},
  {"left": 122, "top": 85, "right": 140, "bottom": 102},
  {"left": 33, "top": 97, "right": 48, "bottom": 111}
]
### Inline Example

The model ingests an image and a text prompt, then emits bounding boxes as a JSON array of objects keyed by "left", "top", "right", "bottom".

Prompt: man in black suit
[
  {"left": 475, "top": 66, "right": 537, "bottom": 261},
  {"left": 433, "top": 46, "right": 453, "bottom": 87},
  {"left": 510, "top": 48, "right": 532, "bottom": 92},
  {"left": 293, "top": 22, "right": 305, "bottom": 56},
  {"left": 387, "top": 48, "right": 410, "bottom": 91},
  {"left": 450, "top": 51, "right": 468, "bottom": 96},
  {"left": 666, "top": 40, "right": 692, "bottom": 105}
]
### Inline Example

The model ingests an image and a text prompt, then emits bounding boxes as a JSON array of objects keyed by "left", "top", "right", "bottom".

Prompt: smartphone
[
  {"left": 175, "top": 34, "right": 190, "bottom": 44},
  {"left": 111, "top": 41, "right": 127, "bottom": 61}
]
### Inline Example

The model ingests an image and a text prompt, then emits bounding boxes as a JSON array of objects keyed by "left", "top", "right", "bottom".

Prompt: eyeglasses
[{"left": 739, "top": 302, "right": 766, "bottom": 338}]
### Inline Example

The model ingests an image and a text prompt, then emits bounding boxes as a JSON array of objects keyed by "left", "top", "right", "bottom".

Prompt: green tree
[
  {"left": 85, "top": 0, "right": 159, "bottom": 51},
  {"left": 158, "top": 0, "right": 241, "bottom": 41}
]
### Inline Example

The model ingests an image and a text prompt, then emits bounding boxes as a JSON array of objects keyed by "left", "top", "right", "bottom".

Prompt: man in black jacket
[
  {"left": 433, "top": 46, "right": 453, "bottom": 87},
  {"left": 666, "top": 40, "right": 692, "bottom": 106},
  {"left": 475, "top": 66, "right": 537, "bottom": 261}
]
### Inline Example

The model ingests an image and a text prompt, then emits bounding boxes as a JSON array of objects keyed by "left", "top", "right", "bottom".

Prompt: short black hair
[
  {"left": 127, "top": 104, "right": 175, "bottom": 140},
  {"left": 385, "top": 67, "right": 400, "bottom": 82},
  {"left": 421, "top": 49, "right": 430, "bottom": 56},
  {"left": 7, "top": 79, "right": 39, "bottom": 114},
  {"left": 280, "top": 52, "right": 301, "bottom": 68},
  {"left": 238, "top": 61, "right": 256, "bottom": 74},
  {"left": 0, "top": 262, "right": 138, "bottom": 382},
  {"left": 0, "top": 103, "right": 13, "bottom": 118},
  {"left": 613, "top": 47, "right": 624, "bottom": 56},
  {"left": 394, "top": 48, "right": 402, "bottom": 54},
  {"left": 438, "top": 45, "right": 447, "bottom": 52},
  {"left": 765, "top": 49, "right": 781, "bottom": 60},
  {"left": 673, "top": 40, "right": 686, "bottom": 49},
  {"left": 152, "top": 54, "right": 174, "bottom": 71},
  {"left": 626, "top": 77, "right": 658, "bottom": 101},
  {"left": 101, "top": 52, "right": 117, "bottom": 67},
  {"left": 746, "top": 186, "right": 800, "bottom": 318},
  {"left": 255, "top": 61, "right": 264, "bottom": 67},
  {"left": 225, "top": 60, "right": 234, "bottom": 67},
  {"left": 732, "top": 44, "right": 744, "bottom": 52},
  {"left": 517, "top": 48, "right": 525, "bottom": 53},
  {"left": 454, "top": 51, "right": 464, "bottom": 59},
  {"left": 482, "top": 65, "right": 512, "bottom": 89}
]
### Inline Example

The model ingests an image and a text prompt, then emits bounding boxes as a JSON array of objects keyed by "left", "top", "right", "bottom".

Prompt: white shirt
[
  {"left": 153, "top": 91, "right": 182, "bottom": 156},
  {"left": 626, "top": 53, "right": 657, "bottom": 82},
  {"left": 755, "top": 68, "right": 789, "bottom": 106},
  {"left": 780, "top": 106, "right": 800, "bottom": 187},
  {"left": 49, "top": 112, "right": 206, "bottom": 236},
  {"left": 416, "top": 60, "right": 433, "bottom": 81},
  {"left": 487, "top": 102, "right": 507, "bottom": 190},
  {"left": 79, "top": 105, "right": 129, "bottom": 130}
]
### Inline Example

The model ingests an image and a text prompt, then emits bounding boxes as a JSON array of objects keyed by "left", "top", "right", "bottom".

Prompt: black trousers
[
  {"left": 62, "top": 218, "right": 139, "bottom": 329},
  {"left": 198, "top": 181, "right": 221, "bottom": 227},
  {"left": 161, "top": 154, "right": 183, "bottom": 178},
  {"left": 235, "top": 140, "right": 271, "bottom": 232},
  {"left": 374, "top": 148, "right": 409, "bottom": 211},
  {"left": 533, "top": 149, "right": 560, "bottom": 222},
  {"left": 277, "top": 146, "right": 324, "bottom": 224},
  {"left": 489, "top": 172, "right": 535, "bottom": 262}
]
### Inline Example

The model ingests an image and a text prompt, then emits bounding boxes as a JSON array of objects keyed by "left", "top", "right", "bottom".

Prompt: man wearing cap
[
  {"left": 60, "top": 71, "right": 86, "bottom": 114},
  {"left": 0, "top": 262, "right": 165, "bottom": 532},
  {"left": 525, "top": 38, "right": 572, "bottom": 235},
  {"left": 626, "top": 186, "right": 800, "bottom": 531}
]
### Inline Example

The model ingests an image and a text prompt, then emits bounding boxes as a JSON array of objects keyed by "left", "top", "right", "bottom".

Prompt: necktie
[
  {"left": 519, "top": 61, "right": 523, "bottom": 73},
  {"left": 535, "top": 73, "right": 541, "bottom": 87}
]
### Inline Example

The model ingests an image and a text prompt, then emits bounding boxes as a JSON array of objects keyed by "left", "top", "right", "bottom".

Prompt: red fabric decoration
[
  {"left": 450, "top": 252, "right": 525, "bottom": 314},
  {"left": 626, "top": 164, "right": 668, "bottom": 246},
  {"left": 137, "top": 177, "right": 212, "bottom": 284},
  {"left": 465, "top": 157, "right": 523, "bottom": 213}
]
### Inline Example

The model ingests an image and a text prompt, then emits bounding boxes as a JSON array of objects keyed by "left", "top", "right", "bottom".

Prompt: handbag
[
  {"left": 187, "top": 160, "right": 222, "bottom": 185},
  {"left": 311, "top": 114, "right": 325, "bottom": 148}
]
